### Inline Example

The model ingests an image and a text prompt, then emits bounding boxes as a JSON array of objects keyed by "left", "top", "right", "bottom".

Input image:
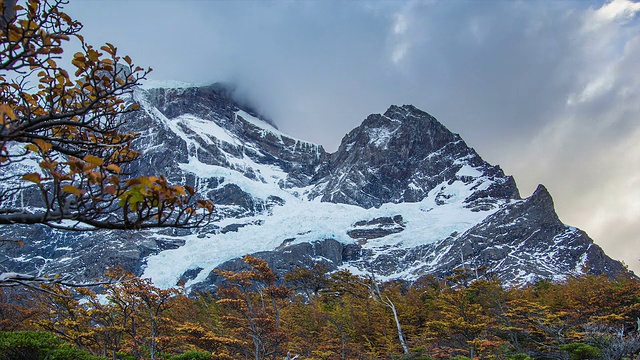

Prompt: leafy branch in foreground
[
  {"left": 0, "top": 0, "right": 213, "bottom": 289},
  {"left": 0, "top": 0, "right": 213, "bottom": 230}
]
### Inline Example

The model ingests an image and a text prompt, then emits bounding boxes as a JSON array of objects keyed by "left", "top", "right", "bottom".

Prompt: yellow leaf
[
  {"left": 25, "top": 144, "right": 38, "bottom": 153},
  {"left": 83, "top": 155, "right": 103, "bottom": 166},
  {"left": 106, "top": 164, "right": 121, "bottom": 173},
  {"left": 22, "top": 173, "right": 42, "bottom": 184},
  {"left": 62, "top": 184, "right": 82, "bottom": 196},
  {"left": 72, "top": 54, "right": 86, "bottom": 69},
  {"left": 87, "top": 49, "right": 99, "bottom": 62}
]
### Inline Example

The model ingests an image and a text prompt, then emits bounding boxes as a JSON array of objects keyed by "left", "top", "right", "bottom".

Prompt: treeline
[{"left": 1, "top": 256, "right": 639, "bottom": 360}]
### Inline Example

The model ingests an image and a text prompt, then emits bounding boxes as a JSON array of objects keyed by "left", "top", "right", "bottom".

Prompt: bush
[
  {"left": 0, "top": 331, "right": 107, "bottom": 360},
  {"left": 506, "top": 353, "right": 532, "bottom": 360},
  {"left": 559, "top": 342, "right": 601, "bottom": 360},
  {"left": 170, "top": 350, "right": 213, "bottom": 360},
  {"left": 0, "top": 331, "right": 56, "bottom": 360}
]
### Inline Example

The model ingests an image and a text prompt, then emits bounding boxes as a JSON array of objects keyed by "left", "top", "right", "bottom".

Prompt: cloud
[
  {"left": 589, "top": 0, "right": 640, "bottom": 28},
  {"left": 389, "top": 6, "right": 413, "bottom": 65},
  {"left": 507, "top": 2, "right": 640, "bottom": 271}
]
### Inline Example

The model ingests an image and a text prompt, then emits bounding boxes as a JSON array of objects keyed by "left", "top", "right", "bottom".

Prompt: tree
[
  {"left": 0, "top": 0, "right": 213, "bottom": 287},
  {"left": 425, "top": 270, "right": 504, "bottom": 359},
  {"left": 29, "top": 269, "right": 185, "bottom": 360},
  {"left": 215, "top": 255, "right": 291, "bottom": 360},
  {"left": 126, "top": 277, "right": 180, "bottom": 360}
]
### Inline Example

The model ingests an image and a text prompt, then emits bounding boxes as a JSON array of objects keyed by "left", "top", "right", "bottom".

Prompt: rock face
[
  {"left": 309, "top": 105, "right": 520, "bottom": 209},
  {"left": 0, "top": 83, "right": 630, "bottom": 291}
]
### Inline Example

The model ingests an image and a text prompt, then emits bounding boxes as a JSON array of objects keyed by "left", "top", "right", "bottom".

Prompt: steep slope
[
  {"left": 1, "top": 83, "right": 629, "bottom": 291},
  {"left": 309, "top": 105, "right": 520, "bottom": 209}
]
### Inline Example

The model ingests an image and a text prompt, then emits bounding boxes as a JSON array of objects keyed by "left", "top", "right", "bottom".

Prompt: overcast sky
[{"left": 64, "top": 0, "right": 640, "bottom": 274}]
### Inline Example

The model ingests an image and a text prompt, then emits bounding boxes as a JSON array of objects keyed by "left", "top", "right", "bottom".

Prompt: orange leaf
[
  {"left": 33, "top": 139, "right": 52, "bottom": 153},
  {"left": 39, "top": 160, "right": 57, "bottom": 171},
  {"left": 105, "top": 185, "right": 116, "bottom": 195},
  {"left": 173, "top": 185, "right": 187, "bottom": 196}
]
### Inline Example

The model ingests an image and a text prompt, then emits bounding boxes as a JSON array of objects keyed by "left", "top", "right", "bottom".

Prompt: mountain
[{"left": 1, "top": 83, "right": 629, "bottom": 291}]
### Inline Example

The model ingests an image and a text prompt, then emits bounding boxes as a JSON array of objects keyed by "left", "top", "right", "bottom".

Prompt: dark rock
[
  {"left": 348, "top": 216, "right": 405, "bottom": 240},
  {"left": 178, "top": 267, "right": 203, "bottom": 285},
  {"left": 308, "top": 105, "right": 520, "bottom": 208},
  {"left": 192, "top": 239, "right": 361, "bottom": 293}
]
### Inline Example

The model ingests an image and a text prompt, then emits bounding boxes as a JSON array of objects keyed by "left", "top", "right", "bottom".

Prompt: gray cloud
[{"left": 65, "top": 0, "right": 640, "bottom": 273}]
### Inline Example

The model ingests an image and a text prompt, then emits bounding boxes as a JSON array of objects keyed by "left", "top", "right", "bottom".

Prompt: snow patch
[
  {"left": 456, "top": 164, "right": 483, "bottom": 178},
  {"left": 143, "top": 177, "right": 504, "bottom": 289}
]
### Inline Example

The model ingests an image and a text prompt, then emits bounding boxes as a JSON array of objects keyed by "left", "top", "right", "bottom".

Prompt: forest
[{"left": 1, "top": 255, "right": 640, "bottom": 360}]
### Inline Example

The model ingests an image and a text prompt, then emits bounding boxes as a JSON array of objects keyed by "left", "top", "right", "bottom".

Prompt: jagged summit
[
  {"left": 309, "top": 104, "right": 520, "bottom": 208},
  {"left": 1, "top": 84, "right": 630, "bottom": 291}
]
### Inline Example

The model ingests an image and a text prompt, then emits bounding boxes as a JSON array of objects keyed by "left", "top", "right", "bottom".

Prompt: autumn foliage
[
  {"left": 2, "top": 261, "right": 639, "bottom": 360},
  {"left": 0, "top": 0, "right": 213, "bottom": 231}
]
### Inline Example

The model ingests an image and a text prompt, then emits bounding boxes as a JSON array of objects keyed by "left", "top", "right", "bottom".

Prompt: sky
[{"left": 63, "top": 0, "right": 640, "bottom": 274}]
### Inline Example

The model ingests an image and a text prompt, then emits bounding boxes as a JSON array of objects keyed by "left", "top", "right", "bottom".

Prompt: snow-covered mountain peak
[
  {"left": 2, "top": 83, "right": 629, "bottom": 292},
  {"left": 306, "top": 104, "right": 519, "bottom": 209}
]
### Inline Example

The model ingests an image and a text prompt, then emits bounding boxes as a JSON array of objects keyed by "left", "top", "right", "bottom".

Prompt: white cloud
[
  {"left": 389, "top": 7, "right": 415, "bottom": 65},
  {"left": 507, "top": 1, "right": 640, "bottom": 272},
  {"left": 567, "top": 67, "right": 615, "bottom": 105},
  {"left": 594, "top": 0, "right": 640, "bottom": 23},
  {"left": 393, "top": 13, "right": 409, "bottom": 35},
  {"left": 585, "top": 0, "right": 640, "bottom": 31},
  {"left": 391, "top": 43, "right": 409, "bottom": 64}
]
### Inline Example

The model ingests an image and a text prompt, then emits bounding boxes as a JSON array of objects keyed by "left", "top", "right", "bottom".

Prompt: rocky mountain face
[
  {"left": 1, "top": 83, "right": 629, "bottom": 291},
  {"left": 308, "top": 105, "right": 519, "bottom": 209}
]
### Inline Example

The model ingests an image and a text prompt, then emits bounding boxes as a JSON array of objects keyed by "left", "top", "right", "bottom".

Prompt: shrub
[
  {"left": 170, "top": 350, "right": 213, "bottom": 360},
  {"left": 559, "top": 342, "right": 601, "bottom": 360},
  {"left": 0, "top": 331, "right": 107, "bottom": 360}
]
